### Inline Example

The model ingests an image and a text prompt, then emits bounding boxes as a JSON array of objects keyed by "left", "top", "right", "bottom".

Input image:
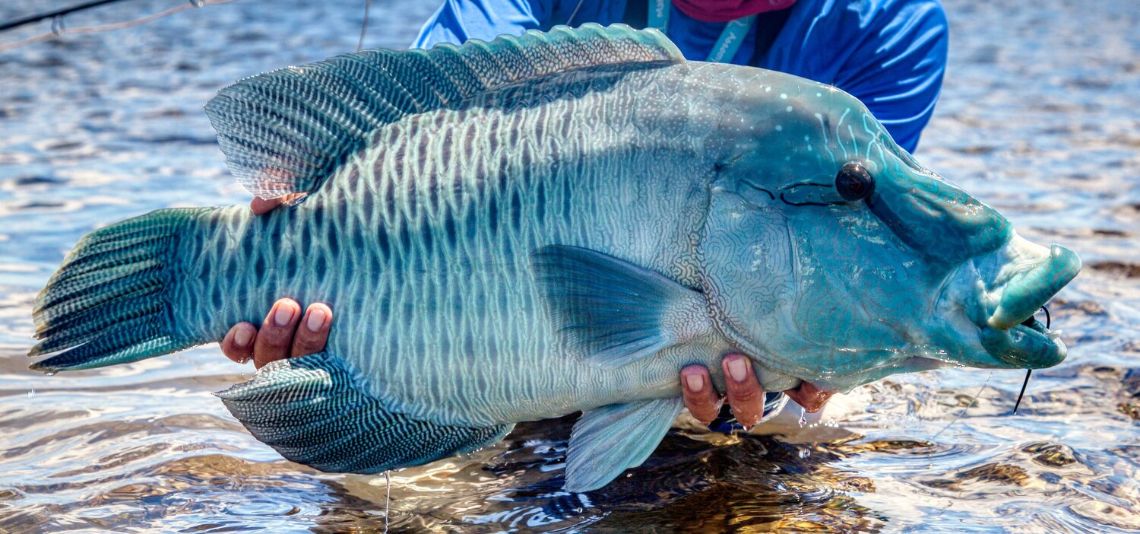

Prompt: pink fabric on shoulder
[{"left": 671, "top": 0, "right": 797, "bottom": 23}]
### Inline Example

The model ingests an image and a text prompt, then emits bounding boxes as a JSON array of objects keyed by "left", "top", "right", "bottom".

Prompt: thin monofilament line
[
  {"left": 929, "top": 371, "right": 992, "bottom": 442},
  {"left": 565, "top": 0, "right": 585, "bottom": 25},
  {"left": 1012, "top": 369, "right": 1032, "bottom": 414},
  {"left": 384, "top": 470, "right": 391, "bottom": 533},
  {"left": 1012, "top": 305, "right": 1051, "bottom": 414},
  {"left": 0, "top": 0, "right": 233, "bottom": 53},
  {"left": 357, "top": 0, "right": 372, "bottom": 52},
  {"left": 0, "top": 0, "right": 122, "bottom": 32}
]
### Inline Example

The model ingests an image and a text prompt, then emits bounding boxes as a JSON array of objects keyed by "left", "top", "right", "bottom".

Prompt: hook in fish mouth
[
  {"left": 978, "top": 305, "right": 1065, "bottom": 370},
  {"left": 1012, "top": 305, "right": 1051, "bottom": 414}
]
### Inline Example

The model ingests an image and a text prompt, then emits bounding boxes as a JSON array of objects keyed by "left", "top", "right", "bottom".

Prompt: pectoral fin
[
  {"left": 532, "top": 245, "right": 711, "bottom": 367},
  {"left": 564, "top": 397, "right": 684, "bottom": 492}
]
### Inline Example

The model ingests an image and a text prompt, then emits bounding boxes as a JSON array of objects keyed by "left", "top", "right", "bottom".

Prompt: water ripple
[{"left": 0, "top": 0, "right": 1137, "bottom": 531}]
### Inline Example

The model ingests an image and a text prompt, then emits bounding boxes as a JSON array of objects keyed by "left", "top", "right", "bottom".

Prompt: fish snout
[
  {"left": 987, "top": 243, "right": 1081, "bottom": 330},
  {"left": 864, "top": 168, "right": 1013, "bottom": 266}
]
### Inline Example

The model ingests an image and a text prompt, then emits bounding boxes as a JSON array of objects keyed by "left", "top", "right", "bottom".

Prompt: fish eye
[{"left": 835, "top": 162, "right": 875, "bottom": 201}]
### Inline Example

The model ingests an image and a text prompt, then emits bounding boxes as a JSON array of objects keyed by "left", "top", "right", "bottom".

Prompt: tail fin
[{"left": 30, "top": 208, "right": 209, "bottom": 372}]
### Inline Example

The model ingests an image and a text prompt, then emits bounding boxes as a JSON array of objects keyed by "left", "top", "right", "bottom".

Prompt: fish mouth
[
  {"left": 968, "top": 233, "right": 1080, "bottom": 369},
  {"left": 979, "top": 312, "right": 1067, "bottom": 368}
]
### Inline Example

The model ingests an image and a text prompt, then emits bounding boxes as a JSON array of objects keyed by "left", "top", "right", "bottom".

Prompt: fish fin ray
[
  {"left": 30, "top": 208, "right": 210, "bottom": 371},
  {"left": 532, "top": 245, "right": 711, "bottom": 367},
  {"left": 204, "top": 24, "right": 683, "bottom": 201},
  {"left": 217, "top": 351, "right": 512, "bottom": 473},
  {"left": 564, "top": 397, "right": 684, "bottom": 492}
]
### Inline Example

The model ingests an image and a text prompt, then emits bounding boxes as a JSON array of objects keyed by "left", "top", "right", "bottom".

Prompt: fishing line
[
  {"left": 384, "top": 470, "right": 391, "bottom": 533},
  {"left": 565, "top": 0, "right": 585, "bottom": 25},
  {"left": 931, "top": 304, "right": 1053, "bottom": 440},
  {"left": 930, "top": 303, "right": 1053, "bottom": 442},
  {"left": 357, "top": 0, "right": 372, "bottom": 52},
  {"left": 0, "top": 0, "right": 124, "bottom": 32},
  {"left": 1011, "top": 305, "right": 1050, "bottom": 414},
  {"left": 0, "top": 0, "right": 233, "bottom": 52},
  {"left": 1012, "top": 369, "right": 1032, "bottom": 414},
  {"left": 929, "top": 372, "right": 992, "bottom": 442}
]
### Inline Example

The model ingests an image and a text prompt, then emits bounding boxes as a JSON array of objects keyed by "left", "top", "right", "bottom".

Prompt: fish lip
[
  {"left": 978, "top": 315, "right": 1067, "bottom": 369},
  {"left": 984, "top": 240, "right": 1081, "bottom": 330},
  {"left": 1009, "top": 319, "right": 1057, "bottom": 348},
  {"left": 968, "top": 275, "right": 1065, "bottom": 368}
]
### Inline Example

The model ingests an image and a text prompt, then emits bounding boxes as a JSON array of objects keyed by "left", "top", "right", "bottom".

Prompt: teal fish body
[
  {"left": 178, "top": 74, "right": 724, "bottom": 427},
  {"left": 31, "top": 25, "right": 1079, "bottom": 492}
]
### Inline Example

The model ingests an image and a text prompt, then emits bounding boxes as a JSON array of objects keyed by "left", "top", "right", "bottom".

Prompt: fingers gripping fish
[{"left": 29, "top": 25, "right": 1080, "bottom": 492}]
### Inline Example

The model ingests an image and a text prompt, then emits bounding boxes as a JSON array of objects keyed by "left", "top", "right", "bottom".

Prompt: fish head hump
[{"left": 696, "top": 68, "right": 1080, "bottom": 393}]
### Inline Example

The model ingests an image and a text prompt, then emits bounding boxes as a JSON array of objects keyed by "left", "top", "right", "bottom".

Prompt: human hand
[
  {"left": 220, "top": 298, "right": 333, "bottom": 369},
  {"left": 680, "top": 354, "right": 833, "bottom": 429},
  {"left": 222, "top": 197, "right": 331, "bottom": 368},
  {"left": 249, "top": 194, "right": 304, "bottom": 215}
]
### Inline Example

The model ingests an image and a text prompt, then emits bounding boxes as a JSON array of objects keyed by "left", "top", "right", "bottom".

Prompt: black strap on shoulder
[{"left": 621, "top": 1, "right": 792, "bottom": 65}]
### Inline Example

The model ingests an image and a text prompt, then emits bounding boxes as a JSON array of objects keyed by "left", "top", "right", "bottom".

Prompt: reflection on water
[{"left": 0, "top": 0, "right": 1137, "bottom": 531}]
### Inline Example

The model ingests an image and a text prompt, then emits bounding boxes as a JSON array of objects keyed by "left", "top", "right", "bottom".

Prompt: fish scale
[
  {"left": 175, "top": 75, "right": 697, "bottom": 427},
  {"left": 337, "top": 98, "right": 667, "bottom": 425}
]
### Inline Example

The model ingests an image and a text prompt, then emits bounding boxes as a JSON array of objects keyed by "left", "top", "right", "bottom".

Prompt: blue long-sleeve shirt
[{"left": 412, "top": 0, "right": 948, "bottom": 152}]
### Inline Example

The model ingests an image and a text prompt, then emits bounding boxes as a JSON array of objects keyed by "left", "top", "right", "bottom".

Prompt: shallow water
[{"left": 0, "top": 0, "right": 1137, "bottom": 532}]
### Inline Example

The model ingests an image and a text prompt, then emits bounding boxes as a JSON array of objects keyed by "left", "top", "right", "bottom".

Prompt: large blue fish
[{"left": 30, "top": 25, "right": 1080, "bottom": 491}]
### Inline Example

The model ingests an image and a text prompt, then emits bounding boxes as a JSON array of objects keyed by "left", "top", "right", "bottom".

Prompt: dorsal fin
[{"left": 204, "top": 24, "right": 683, "bottom": 201}]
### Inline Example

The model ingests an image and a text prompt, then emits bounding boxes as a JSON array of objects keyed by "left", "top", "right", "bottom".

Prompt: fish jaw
[{"left": 937, "top": 232, "right": 1080, "bottom": 370}]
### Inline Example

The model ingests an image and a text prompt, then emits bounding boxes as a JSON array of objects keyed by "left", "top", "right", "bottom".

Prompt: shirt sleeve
[
  {"left": 835, "top": 0, "right": 949, "bottom": 153},
  {"left": 412, "top": 0, "right": 551, "bottom": 48}
]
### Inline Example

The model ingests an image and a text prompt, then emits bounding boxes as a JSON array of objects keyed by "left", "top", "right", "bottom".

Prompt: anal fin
[
  {"left": 217, "top": 352, "right": 511, "bottom": 474},
  {"left": 564, "top": 397, "right": 684, "bottom": 492}
]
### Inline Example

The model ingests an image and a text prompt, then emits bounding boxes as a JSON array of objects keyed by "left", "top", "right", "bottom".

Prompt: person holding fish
[
  {"left": 219, "top": 0, "right": 948, "bottom": 431},
  {"left": 37, "top": 3, "right": 1077, "bottom": 492}
]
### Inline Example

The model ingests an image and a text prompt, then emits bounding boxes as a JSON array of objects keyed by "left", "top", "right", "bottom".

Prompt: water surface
[{"left": 0, "top": 0, "right": 1137, "bottom": 531}]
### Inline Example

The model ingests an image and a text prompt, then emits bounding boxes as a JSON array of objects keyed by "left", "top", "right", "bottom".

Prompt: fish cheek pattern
[
  {"left": 787, "top": 209, "right": 907, "bottom": 355},
  {"left": 698, "top": 190, "right": 796, "bottom": 358}
]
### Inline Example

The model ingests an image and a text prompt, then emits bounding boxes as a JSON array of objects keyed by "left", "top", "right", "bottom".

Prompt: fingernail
[
  {"left": 306, "top": 308, "right": 327, "bottom": 332},
  {"left": 727, "top": 357, "right": 749, "bottom": 383},
  {"left": 234, "top": 327, "right": 253, "bottom": 348},
  {"left": 273, "top": 304, "right": 295, "bottom": 326},
  {"left": 685, "top": 373, "right": 704, "bottom": 393}
]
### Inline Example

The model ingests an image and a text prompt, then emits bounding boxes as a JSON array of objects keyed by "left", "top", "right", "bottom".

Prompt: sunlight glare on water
[{"left": 0, "top": 0, "right": 1137, "bottom": 531}]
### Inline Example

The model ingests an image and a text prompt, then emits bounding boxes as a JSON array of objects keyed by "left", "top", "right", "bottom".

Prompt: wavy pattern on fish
[{"left": 30, "top": 24, "right": 1080, "bottom": 492}]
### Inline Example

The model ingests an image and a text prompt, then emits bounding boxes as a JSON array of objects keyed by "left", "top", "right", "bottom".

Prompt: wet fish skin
[
  {"left": 30, "top": 25, "right": 1079, "bottom": 491},
  {"left": 174, "top": 66, "right": 723, "bottom": 427}
]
